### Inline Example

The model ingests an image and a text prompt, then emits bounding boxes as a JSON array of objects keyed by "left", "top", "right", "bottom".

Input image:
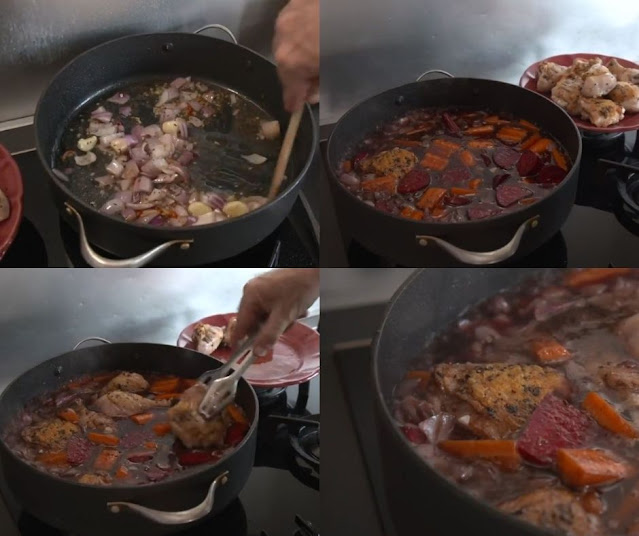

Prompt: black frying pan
[
  {"left": 372, "top": 268, "right": 553, "bottom": 536},
  {"left": 0, "top": 341, "right": 258, "bottom": 536},
  {"left": 35, "top": 25, "right": 318, "bottom": 267},
  {"left": 325, "top": 72, "right": 582, "bottom": 267}
]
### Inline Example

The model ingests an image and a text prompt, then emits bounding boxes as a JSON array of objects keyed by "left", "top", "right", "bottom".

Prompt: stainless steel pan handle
[
  {"left": 193, "top": 24, "right": 238, "bottom": 44},
  {"left": 416, "top": 70, "right": 454, "bottom": 82},
  {"left": 415, "top": 216, "right": 540, "bottom": 265},
  {"left": 73, "top": 337, "right": 112, "bottom": 350},
  {"left": 65, "top": 203, "right": 193, "bottom": 268},
  {"left": 107, "top": 471, "right": 229, "bottom": 524}
]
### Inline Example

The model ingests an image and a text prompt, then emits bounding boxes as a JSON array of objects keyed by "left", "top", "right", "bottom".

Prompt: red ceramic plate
[
  {"left": 520, "top": 53, "right": 639, "bottom": 134},
  {"left": 0, "top": 144, "right": 23, "bottom": 260},
  {"left": 177, "top": 313, "right": 320, "bottom": 388}
]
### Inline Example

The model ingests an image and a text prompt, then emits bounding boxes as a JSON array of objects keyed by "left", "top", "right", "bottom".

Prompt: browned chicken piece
[
  {"left": 607, "top": 58, "right": 639, "bottom": 85},
  {"left": 600, "top": 361, "right": 639, "bottom": 393},
  {"left": 432, "top": 363, "right": 568, "bottom": 439},
  {"left": 73, "top": 401, "right": 116, "bottom": 432},
  {"left": 223, "top": 317, "right": 237, "bottom": 347},
  {"left": 21, "top": 419, "right": 79, "bottom": 450},
  {"left": 168, "top": 383, "right": 231, "bottom": 448},
  {"left": 499, "top": 489, "right": 602, "bottom": 536},
  {"left": 579, "top": 98, "right": 625, "bottom": 128},
  {"left": 618, "top": 313, "right": 639, "bottom": 358},
  {"left": 551, "top": 74, "right": 584, "bottom": 115},
  {"left": 95, "top": 390, "right": 170, "bottom": 418},
  {"left": 78, "top": 473, "right": 111, "bottom": 485},
  {"left": 580, "top": 64, "right": 617, "bottom": 98},
  {"left": 362, "top": 147, "right": 417, "bottom": 179},
  {"left": 536, "top": 61, "right": 568, "bottom": 92},
  {"left": 102, "top": 372, "right": 149, "bottom": 394},
  {"left": 608, "top": 82, "right": 639, "bottom": 113},
  {"left": 193, "top": 323, "right": 225, "bottom": 355},
  {"left": 568, "top": 57, "right": 603, "bottom": 78}
]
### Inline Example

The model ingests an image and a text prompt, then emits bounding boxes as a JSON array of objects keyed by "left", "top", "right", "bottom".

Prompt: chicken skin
[
  {"left": 568, "top": 57, "right": 602, "bottom": 77},
  {"left": 579, "top": 97, "right": 625, "bottom": 128},
  {"left": 193, "top": 323, "right": 225, "bottom": 355},
  {"left": 362, "top": 147, "right": 417, "bottom": 179},
  {"left": 608, "top": 82, "right": 639, "bottom": 113},
  {"left": 607, "top": 59, "right": 639, "bottom": 85},
  {"left": 551, "top": 74, "right": 584, "bottom": 115},
  {"left": 102, "top": 372, "right": 149, "bottom": 394},
  {"left": 580, "top": 64, "right": 617, "bottom": 98},
  {"left": 21, "top": 419, "right": 79, "bottom": 450},
  {"left": 95, "top": 390, "right": 170, "bottom": 417},
  {"left": 536, "top": 61, "right": 568, "bottom": 92}
]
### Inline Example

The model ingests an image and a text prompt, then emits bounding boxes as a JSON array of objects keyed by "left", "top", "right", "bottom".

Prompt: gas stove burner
[
  {"left": 255, "top": 387, "right": 287, "bottom": 402},
  {"left": 582, "top": 130, "right": 626, "bottom": 145},
  {"left": 619, "top": 172, "right": 639, "bottom": 216},
  {"left": 289, "top": 415, "right": 320, "bottom": 470}
]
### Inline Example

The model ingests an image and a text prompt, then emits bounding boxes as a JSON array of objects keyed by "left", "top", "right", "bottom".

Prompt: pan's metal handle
[
  {"left": 194, "top": 24, "right": 238, "bottom": 44},
  {"left": 65, "top": 203, "right": 193, "bottom": 268},
  {"left": 416, "top": 70, "right": 454, "bottom": 82},
  {"left": 415, "top": 216, "right": 540, "bottom": 265},
  {"left": 73, "top": 337, "right": 112, "bottom": 350},
  {"left": 107, "top": 471, "right": 229, "bottom": 524}
]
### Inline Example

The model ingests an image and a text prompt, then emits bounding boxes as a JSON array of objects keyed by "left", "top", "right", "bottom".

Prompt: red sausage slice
[
  {"left": 467, "top": 204, "right": 501, "bottom": 220},
  {"left": 493, "top": 147, "right": 521, "bottom": 170},
  {"left": 445, "top": 195, "right": 472, "bottom": 206},
  {"left": 67, "top": 437, "right": 92, "bottom": 466},
  {"left": 496, "top": 184, "right": 533, "bottom": 207},
  {"left": 537, "top": 165, "right": 567, "bottom": 185},
  {"left": 517, "top": 151, "right": 543, "bottom": 177},
  {"left": 492, "top": 173, "right": 510, "bottom": 189},
  {"left": 398, "top": 169, "right": 431, "bottom": 194}
]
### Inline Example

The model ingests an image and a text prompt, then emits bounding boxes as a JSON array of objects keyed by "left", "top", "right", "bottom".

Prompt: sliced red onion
[
  {"left": 168, "top": 216, "right": 188, "bottom": 227},
  {"left": 123, "top": 134, "right": 138, "bottom": 146},
  {"left": 188, "top": 100, "right": 202, "bottom": 112},
  {"left": 150, "top": 140, "right": 171, "bottom": 160},
  {"left": 175, "top": 118, "right": 188, "bottom": 138},
  {"left": 201, "top": 106, "right": 214, "bottom": 118},
  {"left": 127, "top": 202, "right": 156, "bottom": 210},
  {"left": 101, "top": 198, "right": 125, "bottom": 215},
  {"left": 100, "top": 133, "right": 123, "bottom": 148},
  {"left": 142, "top": 125, "right": 163, "bottom": 138},
  {"left": 188, "top": 116, "right": 203, "bottom": 128},
  {"left": 161, "top": 108, "right": 179, "bottom": 123},
  {"left": 133, "top": 176, "right": 153, "bottom": 193},
  {"left": 180, "top": 91, "right": 198, "bottom": 102},
  {"left": 121, "top": 207, "right": 137, "bottom": 221},
  {"left": 260, "top": 120, "right": 280, "bottom": 140},
  {"left": 149, "top": 215, "right": 165, "bottom": 225},
  {"left": 186, "top": 215, "right": 198, "bottom": 225},
  {"left": 173, "top": 190, "right": 190, "bottom": 205},
  {"left": 157, "top": 87, "right": 179, "bottom": 106},
  {"left": 119, "top": 105, "right": 132, "bottom": 117},
  {"left": 107, "top": 92, "right": 130, "bottom": 105},
  {"left": 141, "top": 158, "right": 166, "bottom": 178},
  {"left": 115, "top": 190, "right": 133, "bottom": 203},
  {"left": 177, "top": 151, "right": 194, "bottom": 166},
  {"left": 154, "top": 173, "right": 176, "bottom": 184},
  {"left": 201, "top": 192, "right": 225, "bottom": 210},
  {"left": 170, "top": 77, "right": 188, "bottom": 89},
  {"left": 202, "top": 91, "right": 216, "bottom": 103},
  {"left": 418, "top": 414, "right": 455, "bottom": 444},
  {"left": 241, "top": 153, "right": 267, "bottom": 165},
  {"left": 106, "top": 159, "right": 124, "bottom": 177},
  {"left": 130, "top": 146, "right": 148, "bottom": 164},
  {"left": 131, "top": 125, "right": 145, "bottom": 141},
  {"left": 146, "top": 189, "right": 165, "bottom": 203},
  {"left": 94, "top": 175, "right": 115, "bottom": 187},
  {"left": 139, "top": 209, "right": 160, "bottom": 224},
  {"left": 91, "top": 111, "right": 113, "bottom": 123},
  {"left": 164, "top": 162, "right": 189, "bottom": 181},
  {"left": 75, "top": 152, "right": 97, "bottom": 166},
  {"left": 196, "top": 82, "right": 208, "bottom": 92},
  {"left": 110, "top": 137, "right": 130, "bottom": 154},
  {"left": 122, "top": 160, "right": 140, "bottom": 181},
  {"left": 89, "top": 122, "right": 117, "bottom": 137},
  {"left": 339, "top": 173, "right": 360, "bottom": 188}
]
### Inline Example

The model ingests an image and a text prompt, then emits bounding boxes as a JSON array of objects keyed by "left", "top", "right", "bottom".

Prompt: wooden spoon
[{"left": 267, "top": 108, "right": 304, "bottom": 200}]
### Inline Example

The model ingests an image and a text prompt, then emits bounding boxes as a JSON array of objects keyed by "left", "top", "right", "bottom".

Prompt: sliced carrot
[
  {"left": 417, "top": 187, "right": 448, "bottom": 210},
  {"left": 149, "top": 377, "right": 180, "bottom": 394},
  {"left": 404, "top": 127, "right": 431, "bottom": 136},
  {"left": 115, "top": 466, "right": 129, "bottom": 479},
  {"left": 155, "top": 392, "right": 181, "bottom": 400},
  {"left": 87, "top": 432, "right": 119, "bottom": 446},
  {"left": 226, "top": 403, "right": 249, "bottom": 426},
  {"left": 58, "top": 408, "right": 79, "bottom": 423},
  {"left": 565, "top": 268, "right": 632, "bottom": 288},
  {"left": 465, "top": 125, "right": 494, "bottom": 136},
  {"left": 484, "top": 115, "right": 501, "bottom": 124},
  {"left": 467, "top": 140, "right": 495, "bottom": 149},
  {"left": 360, "top": 176, "right": 397, "bottom": 194},
  {"left": 94, "top": 448, "right": 119, "bottom": 471},
  {"left": 181, "top": 378, "right": 198, "bottom": 391},
  {"left": 405, "top": 370, "right": 432, "bottom": 382},
  {"left": 431, "top": 139, "right": 461, "bottom": 157},
  {"left": 519, "top": 197, "right": 537, "bottom": 205},
  {"left": 519, "top": 119, "right": 539, "bottom": 131},
  {"left": 421, "top": 152, "right": 449, "bottom": 171},
  {"left": 438, "top": 440, "right": 520, "bottom": 471},
  {"left": 394, "top": 139, "right": 423, "bottom": 147},
  {"left": 400, "top": 206, "right": 425, "bottom": 221},
  {"left": 130, "top": 413, "right": 154, "bottom": 425},
  {"left": 153, "top": 423, "right": 172, "bottom": 437},
  {"left": 557, "top": 448, "right": 631, "bottom": 487},
  {"left": 431, "top": 207, "right": 448, "bottom": 219},
  {"left": 37, "top": 451, "right": 68, "bottom": 465},
  {"left": 583, "top": 392, "right": 638, "bottom": 439},
  {"left": 521, "top": 133, "right": 542, "bottom": 151},
  {"left": 459, "top": 150, "right": 476, "bottom": 167},
  {"left": 552, "top": 148, "right": 568, "bottom": 171},
  {"left": 66, "top": 376, "right": 92, "bottom": 390},
  {"left": 450, "top": 187, "right": 475, "bottom": 196},
  {"left": 529, "top": 137, "right": 555, "bottom": 154},
  {"left": 496, "top": 126, "right": 528, "bottom": 144},
  {"left": 469, "top": 178, "right": 482, "bottom": 189},
  {"left": 531, "top": 337, "right": 571, "bottom": 363},
  {"left": 144, "top": 441, "right": 158, "bottom": 450},
  {"left": 342, "top": 160, "right": 352, "bottom": 173}
]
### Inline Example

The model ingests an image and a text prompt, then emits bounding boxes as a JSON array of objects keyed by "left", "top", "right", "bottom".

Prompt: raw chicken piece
[
  {"left": 551, "top": 74, "right": 584, "bottom": 115},
  {"left": 607, "top": 58, "right": 639, "bottom": 84},
  {"left": 362, "top": 147, "right": 417, "bottom": 179},
  {"left": 0, "top": 188, "right": 9, "bottom": 223},
  {"left": 580, "top": 65, "right": 617, "bottom": 98},
  {"left": 168, "top": 383, "right": 231, "bottom": 448},
  {"left": 600, "top": 361, "right": 639, "bottom": 393},
  {"left": 78, "top": 474, "right": 111, "bottom": 485},
  {"left": 21, "top": 418, "right": 79, "bottom": 450},
  {"left": 579, "top": 98, "right": 625, "bottom": 127},
  {"left": 568, "top": 57, "right": 602, "bottom": 77},
  {"left": 536, "top": 61, "right": 568, "bottom": 92},
  {"left": 73, "top": 401, "right": 116, "bottom": 432},
  {"left": 223, "top": 317, "right": 237, "bottom": 347},
  {"left": 193, "top": 323, "right": 224, "bottom": 355},
  {"left": 608, "top": 82, "right": 639, "bottom": 113},
  {"left": 618, "top": 313, "right": 639, "bottom": 358},
  {"left": 95, "top": 390, "right": 170, "bottom": 417},
  {"left": 102, "top": 372, "right": 149, "bottom": 394}
]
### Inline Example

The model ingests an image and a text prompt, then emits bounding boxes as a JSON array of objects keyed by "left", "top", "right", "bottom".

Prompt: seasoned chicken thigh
[
  {"left": 608, "top": 82, "right": 639, "bottom": 113},
  {"left": 102, "top": 372, "right": 149, "bottom": 394},
  {"left": 618, "top": 313, "right": 639, "bottom": 357},
  {"left": 536, "top": 61, "right": 568, "bottom": 92},
  {"left": 580, "top": 64, "right": 617, "bottom": 98},
  {"left": 95, "top": 390, "right": 170, "bottom": 417},
  {"left": 21, "top": 419, "right": 79, "bottom": 450},
  {"left": 579, "top": 98, "right": 625, "bottom": 128},
  {"left": 551, "top": 74, "right": 584, "bottom": 115},
  {"left": 607, "top": 58, "right": 639, "bottom": 84},
  {"left": 193, "top": 323, "right": 224, "bottom": 355},
  {"left": 74, "top": 401, "right": 116, "bottom": 432},
  {"left": 362, "top": 147, "right": 417, "bottom": 179},
  {"left": 568, "top": 57, "right": 602, "bottom": 77}
]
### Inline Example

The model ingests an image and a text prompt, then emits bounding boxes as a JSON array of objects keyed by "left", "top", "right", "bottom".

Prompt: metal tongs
[{"left": 198, "top": 333, "right": 257, "bottom": 419}]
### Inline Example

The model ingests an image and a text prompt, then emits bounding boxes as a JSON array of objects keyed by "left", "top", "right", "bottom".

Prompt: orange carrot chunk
[
  {"left": 552, "top": 148, "right": 568, "bottom": 171},
  {"left": 405, "top": 370, "right": 432, "bottom": 382},
  {"left": 394, "top": 139, "right": 423, "bottom": 147},
  {"left": 37, "top": 452, "right": 69, "bottom": 465},
  {"left": 149, "top": 377, "right": 181, "bottom": 394},
  {"left": 519, "top": 197, "right": 537, "bottom": 205},
  {"left": 521, "top": 133, "right": 542, "bottom": 151},
  {"left": 484, "top": 115, "right": 501, "bottom": 124},
  {"left": 115, "top": 466, "right": 129, "bottom": 479},
  {"left": 431, "top": 139, "right": 461, "bottom": 157},
  {"left": 130, "top": 413, "right": 154, "bottom": 425},
  {"left": 459, "top": 150, "right": 476, "bottom": 167},
  {"left": 430, "top": 207, "right": 448, "bottom": 219},
  {"left": 421, "top": 152, "right": 449, "bottom": 171},
  {"left": 400, "top": 206, "right": 425, "bottom": 221},
  {"left": 583, "top": 392, "right": 639, "bottom": 439},
  {"left": 360, "top": 176, "right": 397, "bottom": 194},
  {"left": 417, "top": 187, "right": 447, "bottom": 210},
  {"left": 531, "top": 337, "right": 571, "bottom": 363},
  {"left": 465, "top": 125, "right": 494, "bottom": 137},
  {"left": 467, "top": 140, "right": 495, "bottom": 149},
  {"left": 153, "top": 423, "right": 172, "bottom": 437},
  {"left": 557, "top": 448, "right": 631, "bottom": 487},
  {"left": 87, "top": 432, "right": 120, "bottom": 446},
  {"left": 155, "top": 392, "right": 181, "bottom": 400},
  {"left": 469, "top": 178, "right": 482, "bottom": 189},
  {"left": 496, "top": 126, "right": 528, "bottom": 144},
  {"left": 529, "top": 137, "right": 555, "bottom": 154},
  {"left": 450, "top": 187, "right": 475, "bottom": 196},
  {"left": 438, "top": 440, "right": 520, "bottom": 471},
  {"left": 565, "top": 268, "right": 632, "bottom": 288},
  {"left": 144, "top": 441, "right": 158, "bottom": 450},
  {"left": 226, "top": 403, "right": 249, "bottom": 426},
  {"left": 519, "top": 119, "right": 539, "bottom": 130},
  {"left": 94, "top": 448, "right": 119, "bottom": 471},
  {"left": 342, "top": 160, "right": 352, "bottom": 173},
  {"left": 58, "top": 408, "right": 79, "bottom": 423},
  {"left": 180, "top": 378, "right": 198, "bottom": 391}
]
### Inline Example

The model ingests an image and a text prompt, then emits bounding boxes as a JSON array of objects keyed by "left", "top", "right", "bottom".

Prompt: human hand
[
  {"left": 231, "top": 268, "right": 319, "bottom": 356},
  {"left": 273, "top": 0, "right": 319, "bottom": 112}
]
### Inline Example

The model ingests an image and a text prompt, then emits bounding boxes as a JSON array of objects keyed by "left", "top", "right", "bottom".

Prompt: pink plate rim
[{"left": 0, "top": 144, "right": 24, "bottom": 261}]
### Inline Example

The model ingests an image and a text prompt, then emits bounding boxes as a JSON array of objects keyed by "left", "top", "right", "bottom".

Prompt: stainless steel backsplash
[
  {"left": 0, "top": 0, "right": 286, "bottom": 125},
  {"left": 320, "top": 0, "right": 639, "bottom": 124}
]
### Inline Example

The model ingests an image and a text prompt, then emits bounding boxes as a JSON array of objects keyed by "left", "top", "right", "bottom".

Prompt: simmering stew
[
  {"left": 393, "top": 268, "right": 639, "bottom": 536},
  {"left": 4, "top": 371, "right": 249, "bottom": 486},
  {"left": 338, "top": 108, "right": 571, "bottom": 222}
]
